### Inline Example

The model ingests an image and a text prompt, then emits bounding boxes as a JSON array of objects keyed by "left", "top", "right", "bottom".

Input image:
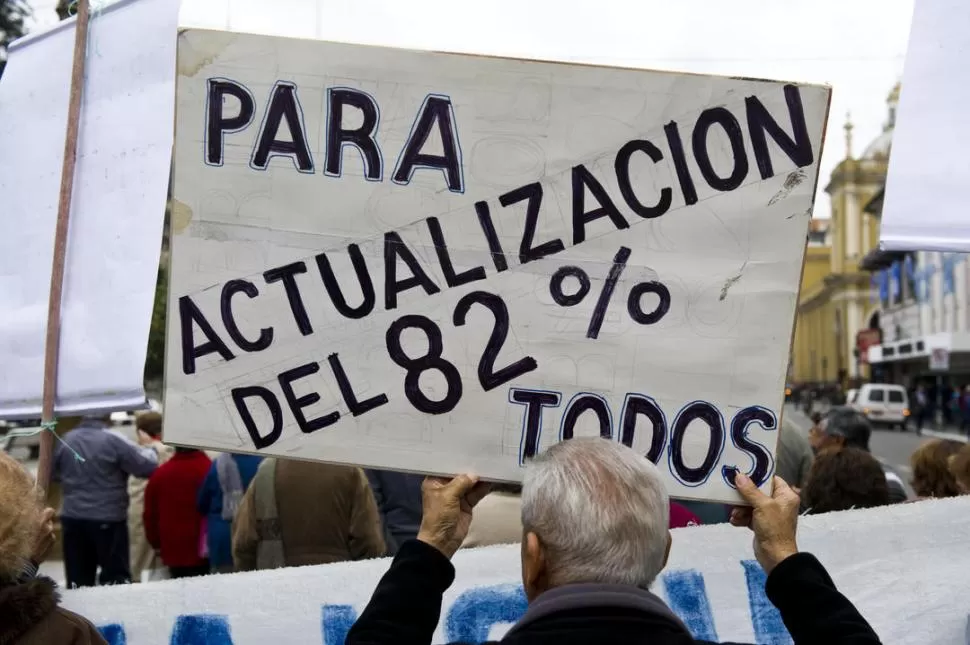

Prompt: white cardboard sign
[{"left": 165, "top": 29, "right": 830, "bottom": 502}]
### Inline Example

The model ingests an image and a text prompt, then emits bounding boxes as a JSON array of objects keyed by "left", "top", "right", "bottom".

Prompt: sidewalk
[{"left": 916, "top": 428, "right": 969, "bottom": 443}]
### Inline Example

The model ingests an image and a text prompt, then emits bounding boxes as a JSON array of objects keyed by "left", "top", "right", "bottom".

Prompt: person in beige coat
[
  {"left": 461, "top": 484, "right": 523, "bottom": 549},
  {"left": 127, "top": 412, "right": 174, "bottom": 581},
  {"left": 232, "top": 458, "right": 385, "bottom": 570}
]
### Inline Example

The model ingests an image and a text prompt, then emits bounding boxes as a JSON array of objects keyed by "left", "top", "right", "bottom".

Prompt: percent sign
[{"left": 548, "top": 246, "right": 671, "bottom": 340}]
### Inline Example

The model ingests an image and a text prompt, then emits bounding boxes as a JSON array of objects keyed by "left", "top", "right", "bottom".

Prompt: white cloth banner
[
  {"left": 62, "top": 497, "right": 970, "bottom": 645},
  {"left": 880, "top": 0, "right": 970, "bottom": 251},
  {"left": 164, "top": 30, "right": 829, "bottom": 503},
  {"left": 0, "top": 0, "right": 177, "bottom": 417}
]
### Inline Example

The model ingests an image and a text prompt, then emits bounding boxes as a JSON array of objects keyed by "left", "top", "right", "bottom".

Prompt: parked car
[{"left": 850, "top": 384, "right": 910, "bottom": 430}]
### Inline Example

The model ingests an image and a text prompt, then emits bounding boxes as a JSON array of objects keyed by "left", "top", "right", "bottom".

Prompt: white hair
[{"left": 521, "top": 437, "right": 670, "bottom": 588}]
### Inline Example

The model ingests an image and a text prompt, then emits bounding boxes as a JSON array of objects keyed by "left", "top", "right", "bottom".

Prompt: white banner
[
  {"left": 880, "top": 0, "right": 970, "bottom": 251},
  {"left": 165, "top": 30, "right": 830, "bottom": 502},
  {"left": 0, "top": 0, "right": 176, "bottom": 417},
  {"left": 61, "top": 497, "right": 970, "bottom": 645}
]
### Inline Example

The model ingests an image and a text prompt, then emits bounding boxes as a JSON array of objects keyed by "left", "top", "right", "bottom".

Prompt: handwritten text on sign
[{"left": 166, "top": 30, "right": 829, "bottom": 502}]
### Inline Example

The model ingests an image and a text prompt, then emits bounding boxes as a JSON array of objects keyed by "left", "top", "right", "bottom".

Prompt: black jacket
[{"left": 346, "top": 540, "right": 882, "bottom": 645}]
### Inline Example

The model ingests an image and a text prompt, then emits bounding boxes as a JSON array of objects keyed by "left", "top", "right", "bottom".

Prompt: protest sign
[
  {"left": 880, "top": 0, "right": 970, "bottom": 251},
  {"left": 165, "top": 29, "right": 830, "bottom": 502},
  {"left": 0, "top": 0, "right": 177, "bottom": 418},
  {"left": 63, "top": 497, "right": 970, "bottom": 645}
]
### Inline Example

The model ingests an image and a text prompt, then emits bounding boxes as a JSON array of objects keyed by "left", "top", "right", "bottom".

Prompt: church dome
[{"left": 861, "top": 82, "right": 899, "bottom": 161}]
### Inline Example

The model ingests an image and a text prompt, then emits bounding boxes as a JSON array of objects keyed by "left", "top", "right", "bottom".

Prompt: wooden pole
[{"left": 37, "top": 0, "right": 92, "bottom": 491}]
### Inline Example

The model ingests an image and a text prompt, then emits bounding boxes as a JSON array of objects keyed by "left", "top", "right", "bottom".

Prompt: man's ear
[
  {"left": 662, "top": 530, "right": 672, "bottom": 569},
  {"left": 522, "top": 531, "right": 547, "bottom": 601}
]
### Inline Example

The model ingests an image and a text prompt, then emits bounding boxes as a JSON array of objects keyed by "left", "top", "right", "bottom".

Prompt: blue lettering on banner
[
  {"left": 322, "top": 605, "right": 358, "bottom": 645},
  {"left": 662, "top": 569, "right": 719, "bottom": 641},
  {"left": 170, "top": 614, "right": 234, "bottom": 645},
  {"left": 98, "top": 623, "right": 127, "bottom": 645},
  {"left": 741, "top": 560, "right": 791, "bottom": 644},
  {"left": 96, "top": 561, "right": 788, "bottom": 644},
  {"left": 446, "top": 584, "right": 528, "bottom": 643}
]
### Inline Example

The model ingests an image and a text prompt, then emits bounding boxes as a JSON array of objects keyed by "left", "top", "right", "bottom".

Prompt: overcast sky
[{"left": 25, "top": 0, "right": 915, "bottom": 217}]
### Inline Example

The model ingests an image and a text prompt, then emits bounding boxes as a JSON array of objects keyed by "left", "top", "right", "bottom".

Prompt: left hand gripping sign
[{"left": 166, "top": 29, "right": 830, "bottom": 503}]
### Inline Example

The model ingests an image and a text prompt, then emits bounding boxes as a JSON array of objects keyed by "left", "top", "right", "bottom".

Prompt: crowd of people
[{"left": 0, "top": 406, "right": 968, "bottom": 644}]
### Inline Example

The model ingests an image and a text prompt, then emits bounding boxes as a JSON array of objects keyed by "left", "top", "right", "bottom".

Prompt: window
[
  {"left": 868, "top": 389, "right": 885, "bottom": 402},
  {"left": 888, "top": 390, "right": 904, "bottom": 403}
]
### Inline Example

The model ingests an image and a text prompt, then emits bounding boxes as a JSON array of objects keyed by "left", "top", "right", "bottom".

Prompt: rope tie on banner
[
  {"left": 6, "top": 420, "right": 85, "bottom": 463},
  {"left": 67, "top": 0, "right": 109, "bottom": 57}
]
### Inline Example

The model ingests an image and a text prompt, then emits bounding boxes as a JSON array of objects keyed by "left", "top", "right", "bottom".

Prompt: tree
[{"left": 0, "top": 0, "right": 30, "bottom": 79}]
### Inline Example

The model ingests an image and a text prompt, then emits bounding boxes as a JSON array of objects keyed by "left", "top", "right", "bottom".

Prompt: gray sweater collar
[{"left": 505, "top": 582, "right": 689, "bottom": 636}]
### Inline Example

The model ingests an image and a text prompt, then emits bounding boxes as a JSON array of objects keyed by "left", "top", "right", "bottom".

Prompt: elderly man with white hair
[{"left": 346, "top": 438, "right": 881, "bottom": 645}]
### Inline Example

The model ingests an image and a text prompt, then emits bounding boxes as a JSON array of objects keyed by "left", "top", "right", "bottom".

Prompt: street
[{"left": 783, "top": 404, "right": 957, "bottom": 499}]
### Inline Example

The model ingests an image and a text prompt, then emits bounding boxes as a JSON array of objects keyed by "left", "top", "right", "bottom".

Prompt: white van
[{"left": 852, "top": 384, "right": 910, "bottom": 430}]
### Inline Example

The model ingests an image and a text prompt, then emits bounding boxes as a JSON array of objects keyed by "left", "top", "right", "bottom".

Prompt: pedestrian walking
[
  {"left": 143, "top": 448, "right": 212, "bottom": 579},
  {"left": 233, "top": 459, "right": 384, "bottom": 570},
  {"left": 127, "top": 412, "right": 175, "bottom": 582},
  {"left": 197, "top": 452, "right": 262, "bottom": 573},
  {"left": 53, "top": 415, "right": 159, "bottom": 587}
]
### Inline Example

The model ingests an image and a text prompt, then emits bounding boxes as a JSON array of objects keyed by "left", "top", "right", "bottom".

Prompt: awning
[{"left": 860, "top": 247, "right": 906, "bottom": 272}]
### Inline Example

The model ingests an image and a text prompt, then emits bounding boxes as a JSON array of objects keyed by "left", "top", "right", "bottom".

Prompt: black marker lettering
[
  {"left": 315, "top": 244, "right": 375, "bottom": 320},
  {"left": 206, "top": 79, "right": 255, "bottom": 166},
  {"left": 664, "top": 121, "right": 698, "bottom": 206},
  {"left": 327, "top": 353, "right": 389, "bottom": 417},
  {"left": 221, "top": 280, "right": 273, "bottom": 352},
  {"left": 746, "top": 85, "right": 813, "bottom": 180},
  {"left": 627, "top": 281, "right": 671, "bottom": 325},
  {"left": 385, "top": 315, "right": 462, "bottom": 414},
  {"left": 692, "top": 107, "right": 748, "bottom": 192},
  {"left": 453, "top": 291, "right": 538, "bottom": 391},
  {"left": 325, "top": 88, "right": 382, "bottom": 180},
  {"left": 393, "top": 95, "right": 464, "bottom": 192},
  {"left": 619, "top": 394, "right": 667, "bottom": 464},
  {"left": 251, "top": 82, "right": 314, "bottom": 172},
  {"left": 614, "top": 139, "right": 672, "bottom": 219},
  {"left": 383, "top": 232, "right": 441, "bottom": 310},
  {"left": 426, "top": 216, "right": 486, "bottom": 288},
  {"left": 263, "top": 261, "right": 313, "bottom": 336},
  {"left": 179, "top": 294, "right": 235, "bottom": 375},
  {"left": 500, "top": 182, "right": 564, "bottom": 264},
  {"left": 474, "top": 200, "right": 509, "bottom": 273},
  {"left": 668, "top": 401, "right": 725, "bottom": 486},
  {"left": 510, "top": 388, "right": 561, "bottom": 462},
  {"left": 571, "top": 163, "right": 629, "bottom": 245},
  {"left": 722, "top": 406, "right": 776, "bottom": 488},
  {"left": 560, "top": 394, "right": 613, "bottom": 441},
  {"left": 549, "top": 266, "right": 591, "bottom": 307},
  {"left": 231, "top": 386, "right": 282, "bottom": 450},
  {"left": 278, "top": 362, "right": 339, "bottom": 433}
]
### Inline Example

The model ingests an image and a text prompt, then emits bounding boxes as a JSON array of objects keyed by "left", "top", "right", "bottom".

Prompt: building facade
[{"left": 790, "top": 87, "right": 898, "bottom": 387}]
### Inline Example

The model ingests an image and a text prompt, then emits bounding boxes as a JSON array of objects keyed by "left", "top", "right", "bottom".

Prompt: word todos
[{"left": 509, "top": 388, "right": 776, "bottom": 488}]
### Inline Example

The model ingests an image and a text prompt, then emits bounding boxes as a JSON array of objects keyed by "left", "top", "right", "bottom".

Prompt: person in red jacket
[{"left": 143, "top": 448, "right": 212, "bottom": 578}]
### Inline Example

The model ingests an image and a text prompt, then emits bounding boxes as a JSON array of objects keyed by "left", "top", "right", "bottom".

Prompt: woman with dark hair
[
  {"left": 0, "top": 451, "right": 106, "bottom": 644},
  {"left": 910, "top": 439, "right": 963, "bottom": 498},
  {"left": 801, "top": 447, "right": 890, "bottom": 515}
]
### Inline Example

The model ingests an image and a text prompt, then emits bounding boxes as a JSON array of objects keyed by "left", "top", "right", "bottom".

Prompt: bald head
[{"left": 521, "top": 438, "right": 670, "bottom": 590}]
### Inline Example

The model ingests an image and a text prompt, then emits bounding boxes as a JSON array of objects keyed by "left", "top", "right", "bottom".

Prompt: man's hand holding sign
[{"left": 166, "top": 29, "right": 830, "bottom": 503}]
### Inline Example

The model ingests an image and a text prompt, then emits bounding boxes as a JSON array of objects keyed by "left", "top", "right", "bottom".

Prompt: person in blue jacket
[{"left": 197, "top": 453, "right": 263, "bottom": 573}]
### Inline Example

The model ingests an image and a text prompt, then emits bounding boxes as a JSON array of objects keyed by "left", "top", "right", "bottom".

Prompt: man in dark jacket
[
  {"left": 365, "top": 470, "right": 423, "bottom": 555},
  {"left": 53, "top": 416, "right": 159, "bottom": 587},
  {"left": 346, "top": 438, "right": 881, "bottom": 645}
]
